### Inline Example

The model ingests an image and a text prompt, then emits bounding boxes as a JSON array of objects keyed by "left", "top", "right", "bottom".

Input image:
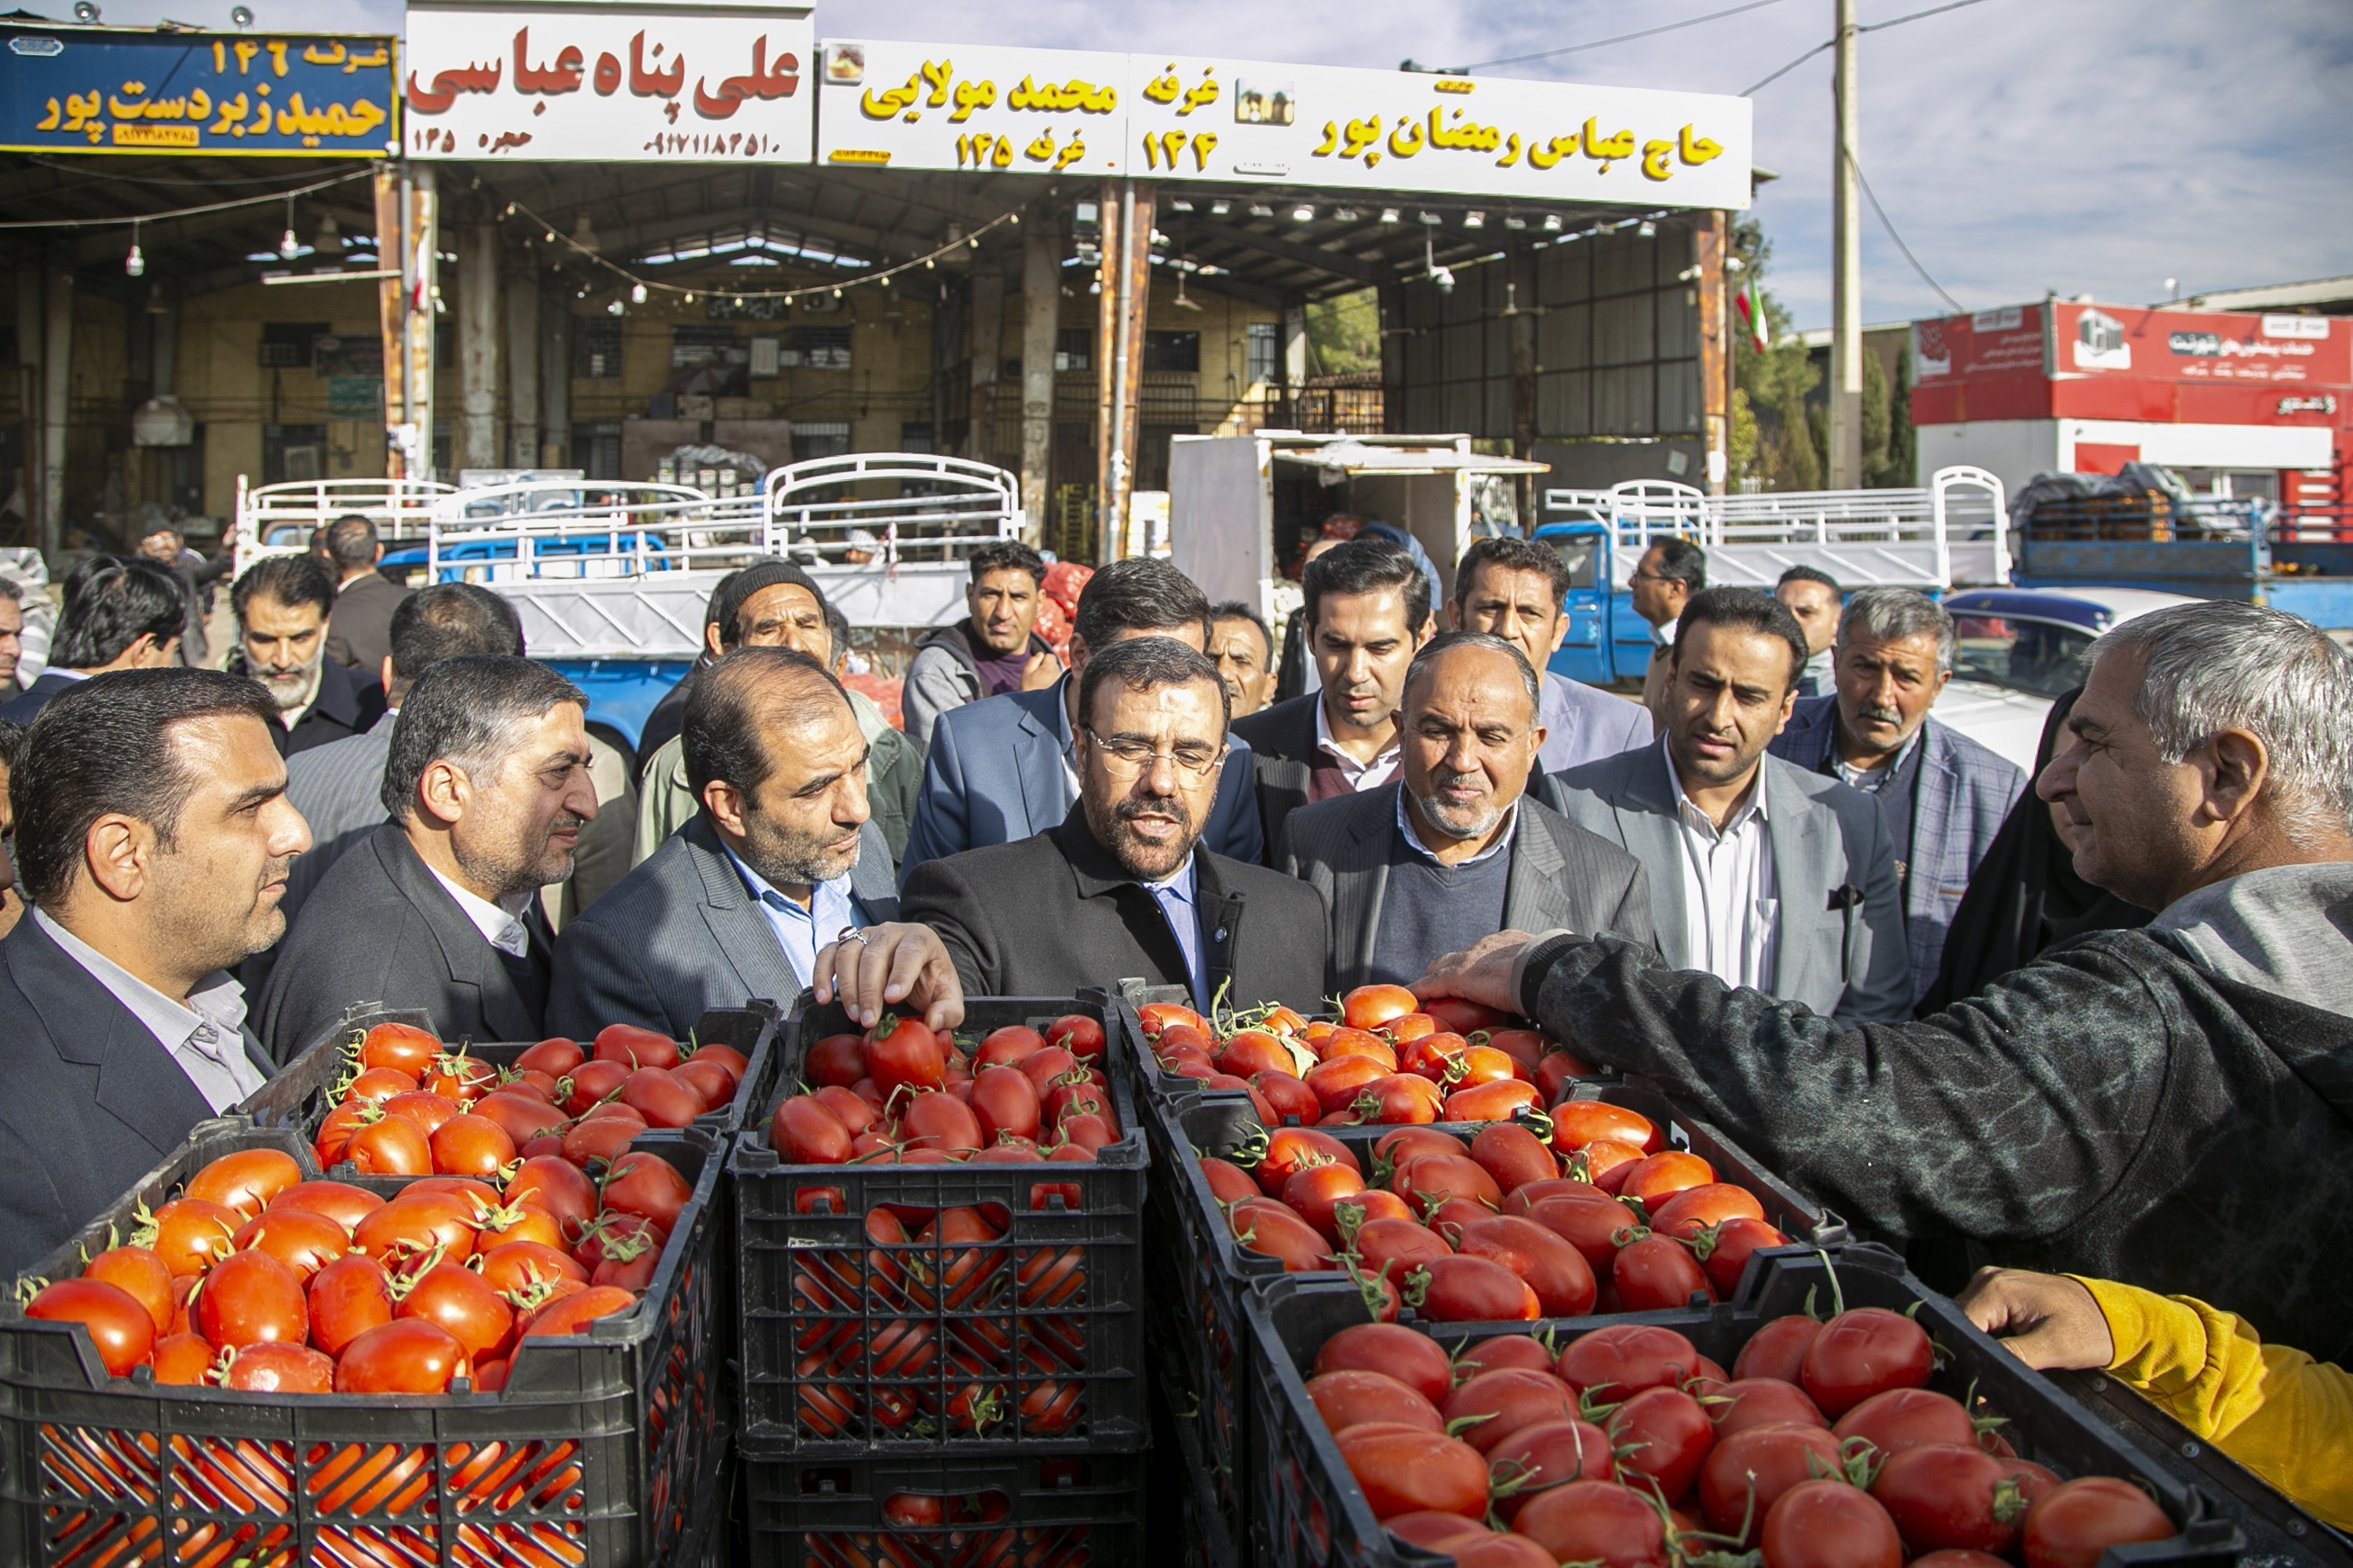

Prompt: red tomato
[
  {"left": 1312, "top": 1322, "right": 1454, "bottom": 1405},
  {"left": 1045, "top": 1014, "right": 1106, "bottom": 1059},
  {"left": 559, "top": 1057, "right": 631, "bottom": 1114},
  {"left": 345, "top": 1112, "right": 433, "bottom": 1176},
  {"left": 1833, "top": 1387, "right": 1979, "bottom": 1456},
  {"left": 334, "top": 1318, "right": 471, "bottom": 1393},
  {"left": 1336, "top": 1423, "right": 1490, "bottom": 1519},
  {"left": 230, "top": 1209, "right": 348, "bottom": 1283},
  {"left": 1760, "top": 1479, "right": 1904, "bottom": 1568},
  {"left": 903, "top": 1091, "right": 984, "bottom": 1154},
  {"left": 502, "top": 1157, "right": 598, "bottom": 1231},
  {"left": 1341, "top": 983, "right": 1421, "bottom": 1033},
  {"left": 1305, "top": 1053, "right": 1389, "bottom": 1115},
  {"left": 1423, "top": 997, "right": 1508, "bottom": 1034},
  {"left": 185, "top": 1148, "right": 303, "bottom": 1220},
  {"left": 148, "top": 1196, "right": 243, "bottom": 1278},
  {"left": 1255, "top": 1127, "right": 1360, "bottom": 1194},
  {"left": 1503, "top": 1176, "right": 1613, "bottom": 1214},
  {"left": 1650, "top": 1182, "right": 1767, "bottom": 1234},
  {"left": 1441, "top": 1367, "right": 1578, "bottom": 1454},
  {"left": 1350, "top": 1072, "right": 1446, "bottom": 1125},
  {"left": 151, "top": 1331, "right": 214, "bottom": 1385},
  {"left": 1621, "top": 1150, "right": 1716, "bottom": 1210},
  {"left": 1456, "top": 1336, "right": 1556, "bottom": 1378},
  {"left": 592, "top": 1022, "right": 678, "bottom": 1070},
  {"left": 266, "top": 1179, "right": 383, "bottom": 1234},
  {"left": 194, "top": 1249, "right": 308, "bottom": 1351},
  {"left": 562, "top": 1106, "right": 648, "bottom": 1165},
  {"left": 513, "top": 1036, "right": 585, "bottom": 1077},
  {"left": 343, "top": 1066, "right": 418, "bottom": 1103},
  {"left": 1695, "top": 1215, "right": 1791, "bottom": 1299},
  {"left": 1871, "top": 1443, "right": 2056, "bottom": 1556},
  {"left": 1388, "top": 1511, "right": 1488, "bottom": 1552},
  {"left": 380, "top": 1089, "right": 460, "bottom": 1136},
  {"left": 772, "top": 1096, "right": 852, "bottom": 1163},
  {"left": 520, "top": 1284, "right": 638, "bottom": 1338},
  {"left": 866, "top": 1015, "right": 947, "bottom": 1097},
  {"left": 399, "top": 1262, "right": 516, "bottom": 1360},
  {"left": 1522, "top": 1192, "right": 1641, "bottom": 1273},
  {"left": 468, "top": 1090, "right": 569, "bottom": 1147},
  {"left": 2019, "top": 1479, "right": 2173, "bottom": 1568},
  {"left": 1446, "top": 1215, "right": 1597, "bottom": 1317},
  {"left": 1389, "top": 1152, "right": 1504, "bottom": 1212},
  {"left": 1556, "top": 1324, "right": 1705, "bottom": 1401},
  {"left": 26, "top": 1278, "right": 154, "bottom": 1377},
  {"left": 1375, "top": 1125, "right": 1468, "bottom": 1169},
  {"left": 1699, "top": 1423, "right": 1848, "bottom": 1539},
  {"left": 421, "top": 1048, "right": 498, "bottom": 1102},
  {"left": 1281, "top": 1162, "right": 1370, "bottom": 1248},
  {"left": 1355, "top": 1216, "right": 1453, "bottom": 1280},
  {"left": 429, "top": 1112, "right": 518, "bottom": 1177},
  {"left": 1228, "top": 1199, "right": 1330, "bottom": 1272},
  {"left": 1607, "top": 1385, "right": 1713, "bottom": 1504},
  {"left": 1578, "top": 1138, "right": 1650, "bottom": 1192},
  {"left": 804, "top": 1032, "right": 869, "bottom": 1088},
  {"left": 1403, "top": 1254, "right": 1541, "bottom": 1322},
  {"left": 1218, "top": 1028, "right": 1302, "bottom": 1079},
  {"left": 219, "top": 1341, "right": 334, "bottom": 1393},
  {"left": 475, "top": 1239, "right": 590, "bottom": 1295},
  {"left": 1737, "top": 1315, "right": 1824, "bottom": 1384},
  {"left": 1136, "top": 1001, "right": 1206, "bottom": 1038},
  {"left": 1446, "top": 1078, "right": 1542, "bottom": 1125},
  {"left": 599, "top": 1150, "right": 692, "bottom": 1231},
  {"left": 1549, "top": 1100, "right": 1662, "bottom": 1156},
  {"left": 352, "top": 1191, "right": 480, "bottom": 1265},
  {"left": 618, "top": 1067, "right": 703, "bottom": 1129},
  {"left": 673, "top": 1056, "right": 735, "bottom": 1111},
  {"left": 1614, "top": 1232, "right": 1716, "bottom": 1311},
  {"left": 1514, "top": 1480, "right": 1673, "bottom": 1568},
  {"left": 1253, "top": 1069, "right": 1322, "bottom": 1125},
  {"left": 82, "top": 1245, "right": 173, "bottom": 1334},
  {"left": 1308, "top": 1369, "right": 1443, "bottom": 1434},
  {"left": 307, "top": 1253, "right": 395, "bottom": 1356},
  {"left": 1487, "top": 1418, "right": 1617, "bottom": 1522},
  {"left": 1800, "top": 1308, "right": 1935, "bottom": 1417},
  {"left": 1705, "top": 1377, "right": 1828, "bottom": 1438},
  {"left": 359, "top": 1021, "right": 443, "bottom": 1076}
]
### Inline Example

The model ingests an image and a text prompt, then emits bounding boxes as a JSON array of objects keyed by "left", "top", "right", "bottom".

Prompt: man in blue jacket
[{"left": 900, "top": 556, "right": 1262, "bottom": 884}]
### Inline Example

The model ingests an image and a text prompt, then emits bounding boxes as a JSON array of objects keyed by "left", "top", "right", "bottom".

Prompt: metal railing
[
  {"left": 232, "top": 476, "right": 455, "bottom": 571},
  {"left": 762, "top": 452, "right": 1022, "bottom": 565}
]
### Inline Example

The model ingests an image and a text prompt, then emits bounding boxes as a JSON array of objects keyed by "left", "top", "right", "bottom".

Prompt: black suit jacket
[
  {"left": 901, "top": 806, "right": 1330, "bottom": 1015},
  {"left": 257, "top": 823, "right": 550, "bottom": 1060},
  {"left": 0, "top": 669, "right": 81, "bottom": 725},
  {"left": 275, "top": 658, "right": 389, "bottom": 757},
  {"left": 323, "top": 569, "right": 414, "bottom": 675},
  {"left": 1230, "top": 692, "right": 1326, "bottom": 866},
  {"left": 0, "top": 916, "right": 274, "bottom": 1275}
]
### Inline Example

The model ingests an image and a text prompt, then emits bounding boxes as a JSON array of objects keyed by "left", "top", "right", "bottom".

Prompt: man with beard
[
  {"left": 547, "top": 648, "right": 899, "bottom": 1038},
  {"left": 1279, "top": 634, "right": 1655, "bottom": 992},
  {"left": 0, "top": 670, "right": 309, "bottom": 1271},
  {"left": 812, "top": 637, "right": 1327, "bottom": 1029},
  {"left": 902, "top": 540, "right": 1060, "bottom": 750},
  {"left": 1539, "top": 587, "right": 1909, "bottom": 1023},
  {"left": 228, "top": 556, "right": 386, "bottom": 756},
  {"left": 259, "top": 656, "right": 596, "bottom": 1056},
  {"left": 1769, "top": 588, "right": 2023, "bottom": 1005}
]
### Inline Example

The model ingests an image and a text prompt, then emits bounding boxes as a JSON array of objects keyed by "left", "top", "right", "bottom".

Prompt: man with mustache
[
  {"left": 1539, "top": 587, "right": 1910, "bottom": 1023},
  {"left": 0, "top": 669, "right": 309, "bottom": 1271},
  {"left": 1279, "top": 633, "right": 1654, "bottom": 992},
  {"left": 809, "top": 636, "right": 1327, "bottom": 1029},
  {"left": 259, "top": 656, "right": 596, "bottom": 1056},
  {"left": 228, "top": 555, "right": 387, "bottom": 756},
  {"left": 547, "top": 647, "right": 899, "bottom": 1038},
  {"left": 1769, "top": 587, "right": 2023, "bottom": 1005}
]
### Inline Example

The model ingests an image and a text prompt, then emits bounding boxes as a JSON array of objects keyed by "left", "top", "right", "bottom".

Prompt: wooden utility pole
[{"left": 1826, "top": 0, "right": 1863, "bottom": 489}]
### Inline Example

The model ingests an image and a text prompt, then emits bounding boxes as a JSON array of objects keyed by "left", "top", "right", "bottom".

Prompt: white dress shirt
[
  {"left": 425, "top": 863, "right": 534, "bottom": 957},
  {"left": 35, "top": 908, "right": 266, "bottom": 1111},
  {"left": 1662, "top": 738, "right": 1778, "bottom": 991},
  {"left": 1315, "top": 695, "right": 1403, "bottom": 792}
]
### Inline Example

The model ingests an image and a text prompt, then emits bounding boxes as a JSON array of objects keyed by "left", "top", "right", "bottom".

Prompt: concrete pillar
[
  {"left": 42, "top": 247, "right": 73, "bottom": 559},
  {"left": 1019, "top": 216, "right": 1059, "bottom": 546},
  {"left": 456, "top": 224, "right": 500, "bottom": 475},
  {"left": 16, "top": 264, "right": 42, "bottom": 550},
  {"left": 1508, "top": 249, "right": 1538, "bottom": 461},
  {"left": 1695, "top": 216, "right": 1731, "bottom": 494},
  {"left": 505, "top": 258, "right": 540, "bottom": 469},
  {"left": 539, "top": 278, "right": 571, "bottom": 467},
  {"left": 1282, "top": 299, "right": 1309, "bottom": 403},
  {"left": 151, "top": 297, "right": 177, "bottom": 398},
  {"left": 1377, "top": 283, "right": 1406, "bottom": 436},
  {"left": 967, "top": 254, "right": 1003, "bottom": 461}
]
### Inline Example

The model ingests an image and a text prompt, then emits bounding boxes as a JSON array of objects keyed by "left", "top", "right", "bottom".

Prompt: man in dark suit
[
  {"left": 229, "top": 555, "right": 388, "bottom": 757},
  {"left": 1767, "top": 588, "right": 2025, "bottom": 1005},
  {"left": 1539, "top": 588, "right": 1910, "bottom": 1024},
  {"left": 1447, "top": 536, "right": 1651, "bottom": 775},
  {"left": 321, "top": 516, "right": 414, "bottom": 675},
  {"left": 257, "top": 655, "right": 598, "bottom": 1059},
  {"left": 0, "top": 556, "right": 185, "bottom": 724},
  {"left": 0, "top": 669, "right": 311, "bottom": 1273},
  {"left": 816, "top": 637, "right": 1328, "bottom": 1030},
  {"left": 901, "top": 556, "right": 1263, "bottom": 884},
  {"left": 1235, "top": 537, "right": 1433, "bottom": 861},
  {"left": 1280, "top": 634, "right": 1655, "bottom": 992},
  {"left": 549, "top": 648, "right": 899, "bottom": 1039}
]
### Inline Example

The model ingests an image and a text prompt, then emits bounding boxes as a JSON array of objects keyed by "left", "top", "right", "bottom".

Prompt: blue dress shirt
[
  {"left": 726, "top": 847, "right": 856, "bottom": 990},
  {"left": 1140, "top": 853, "right": 1206, "bottom": 1007}
]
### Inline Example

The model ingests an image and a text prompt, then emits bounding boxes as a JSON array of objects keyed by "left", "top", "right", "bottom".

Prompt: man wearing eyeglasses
[{"left": 811, "top": 636, "right": 1329, "bottom": 1027}]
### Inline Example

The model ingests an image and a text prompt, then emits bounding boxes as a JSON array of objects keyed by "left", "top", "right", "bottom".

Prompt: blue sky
[{"left": 61, "top": 0, "right": 2353, "bottom": 330}]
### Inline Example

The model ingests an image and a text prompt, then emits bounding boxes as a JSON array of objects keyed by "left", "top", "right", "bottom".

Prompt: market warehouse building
[{"left": 0, "top": 2, "right": 1757, "bottom": 567}]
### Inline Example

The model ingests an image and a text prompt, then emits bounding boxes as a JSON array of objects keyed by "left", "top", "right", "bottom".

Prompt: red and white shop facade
[{"left": 1909, "top": 301, "right": 2350, "bottom": 519}]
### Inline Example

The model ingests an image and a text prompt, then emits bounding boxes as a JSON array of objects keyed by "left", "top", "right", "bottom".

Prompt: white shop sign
[{"left": 403, "top": 0, "right": 815, "bottom": 162}]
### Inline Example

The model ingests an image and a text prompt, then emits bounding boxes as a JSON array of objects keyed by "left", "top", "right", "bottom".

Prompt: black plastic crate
[
  {"left": 1243, "top": 1249, "right": 2249, "bottom": 1568},
  {"left": 1162, "top": 1336, "right": 1248, "bottom": 1568},
  {"left": 241, "top": 1001, "right": 783, "bottom": 1140},
  {"left": 744, "top": 1449, "right": 1147, "bottom": 1566},
  {"left": 730, "top": 994, "right": 1147, "bottom": 1454},
  {"left": 2, "top": 1117, "right": 729, "bottom": 1567}
]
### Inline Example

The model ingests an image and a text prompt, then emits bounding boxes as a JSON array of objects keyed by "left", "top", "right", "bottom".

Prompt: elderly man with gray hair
[
  {"left": 257, "top": 655, "right": 597, "bottom": 1059},
  {"left": 1768, "top": 586, "right": 2024, "bottom": 1004},
  {"left": 1417, "top": 600, "right": 2353, "bottom": 1365}
]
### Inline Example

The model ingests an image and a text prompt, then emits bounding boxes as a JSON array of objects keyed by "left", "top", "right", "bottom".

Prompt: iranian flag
[{"left": 1735, "top": 283, "right": 1768, "bottom": 352}]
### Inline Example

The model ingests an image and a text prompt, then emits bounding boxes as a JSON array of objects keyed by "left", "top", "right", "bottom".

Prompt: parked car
[{"left": 1933, "top": 586, "right": 2200, "bottom": 771}]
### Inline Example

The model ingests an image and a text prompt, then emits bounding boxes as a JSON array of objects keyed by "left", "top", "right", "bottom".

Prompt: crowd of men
[{"left": 0, "top": 513, "right": 2346, "bottom": 1519}]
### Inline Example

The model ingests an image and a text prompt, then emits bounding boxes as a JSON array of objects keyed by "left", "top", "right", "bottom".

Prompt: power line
[
  {"left": 1457, "top": 0, "right": 1795, "bottom": 71},
  {"left": 0, "top": 168, "right": 369, "bottom": 232},
  {"left": 1849, "top": 149, "right": 1964, "bottom": 312},
  {"left": 1859, "top": 0, "right": 1991, "bottom": 32},
  {"left": 1740, "top": 40, "right": 1832, "bottom": 95},
  {"left": 1738, "top": 0, "right": 1994, "bottom": 95}
]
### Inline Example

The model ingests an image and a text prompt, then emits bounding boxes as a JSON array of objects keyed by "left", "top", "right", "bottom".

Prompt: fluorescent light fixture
[
  {"left": 1380, "top": 208, "right": 1401, "bottom": 224},
  {"left": 1542, "top": 214, "right": 1563, "bottom": 232},
  {"left": 1462, "top": 211, "right": 1485, "bottom": 229}
]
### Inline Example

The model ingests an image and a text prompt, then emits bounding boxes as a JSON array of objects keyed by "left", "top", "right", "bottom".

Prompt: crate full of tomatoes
[
  {"left": 240, "top": 1003, "right": 781, "bottom": 1147},
  {"left": 1244, "top": 1247, "right": 2249, "bottom": 1568},
  {"left": 731, "top": 993, "right": 1147, "bottom": 1459},
  {"left": 1, "top": 1099, "right": 727, "bottom": 1566}
]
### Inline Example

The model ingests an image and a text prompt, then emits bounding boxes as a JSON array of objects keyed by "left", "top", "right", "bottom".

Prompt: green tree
[
  {"left": 1731, "top": 220, "right": 1823, "bottom": 491},
  {"left": 1305, "top": 290, "right": 1381, "bottom": 377}
]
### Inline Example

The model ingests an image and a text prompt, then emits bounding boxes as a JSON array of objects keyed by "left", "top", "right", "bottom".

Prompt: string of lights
[
  {"left": 0, "top": 167, "right": 370, "bottom": 232},
  {"left": 496, "top": 195, "right": 1023, "bottom": 307}
]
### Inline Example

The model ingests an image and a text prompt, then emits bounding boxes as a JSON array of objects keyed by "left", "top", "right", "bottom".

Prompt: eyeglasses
[
  {"left": 1082, "top": 729, "right": 1226, "bottom": 779},
  {"left": 1628, "top": 568, "right": 1682, "bottom": 585}
]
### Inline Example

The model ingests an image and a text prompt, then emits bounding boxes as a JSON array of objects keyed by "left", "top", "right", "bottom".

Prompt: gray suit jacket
[
  {"left": 1539, "top": 671, "right": 1653, "bottom": 776},
  {"left": 257, "top": 823, "right": 549, "bottom": 1060},
  {"left": 1538, "top": 744, "right": 1910, "bottom": 1023},
  {"left": 545, "top": 814, "right": 899, "bottom": 1040},
  {"left": 1277, "top": 784, "right": 1658, "bottom": 993},
  {"left": 1767, "top": 700, "right": 2024, "bottom": 1005}
]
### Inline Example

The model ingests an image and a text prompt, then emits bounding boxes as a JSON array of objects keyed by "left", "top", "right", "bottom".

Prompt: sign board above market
[
  {"left": 0, "top": 24, "right": 396, "bottom": 156},
  {"left": 815, "top": 39, "right": 1753, "bottom": 208}
]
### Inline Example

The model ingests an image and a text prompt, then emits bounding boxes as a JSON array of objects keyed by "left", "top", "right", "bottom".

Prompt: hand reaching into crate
[{"left": 811, "top": 921, "right": 966, "bottom": 1031}]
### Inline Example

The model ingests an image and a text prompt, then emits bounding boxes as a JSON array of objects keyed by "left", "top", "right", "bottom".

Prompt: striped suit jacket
[
  {"left": 1768, "top": 699, "right": 2025, "bottom": 1006},
  {"left": 1275, "top": 783, "right": 1658, "bottom": 994}
]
